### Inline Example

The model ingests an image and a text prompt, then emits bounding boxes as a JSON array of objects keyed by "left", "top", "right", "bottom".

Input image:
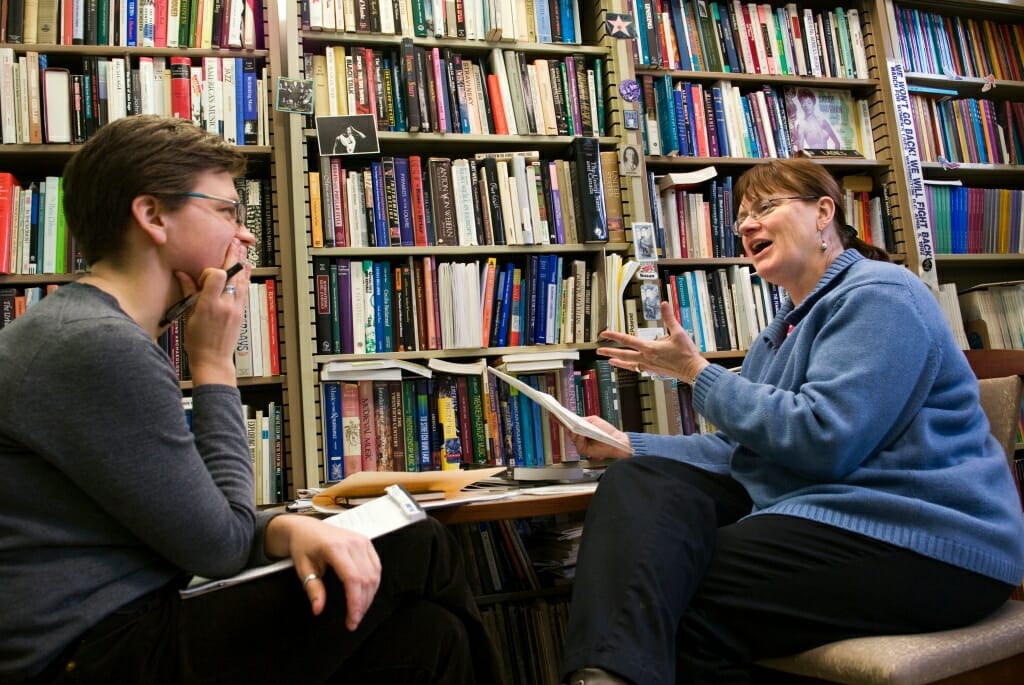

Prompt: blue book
[
  {"left": 523, "top": 255, "right": 539, "bottom": 345},
  {"left": 535, "top": 255, "right": 551, "bottom": 344},
  {"left": 322, "top": 382, "right": 344, "bottom": 481},
  {"left": 740, "top": 97, "right": 760, "bottom": 157},
  {"left": 667, "top": 0, "right": 693, "bottom": 71},
  {"left": 507, "top": 386, "right": 525, "bottom": 466},
  {"left": 686, "top": 270, "right": 710, "bottom": 352},
  {"left": 394, "top": 157, "right": 415, "bottom": 246},
  {"left": 632, "top": 0, "right": 648, "bottom": 64},
  {"left": 490, "top": 263, "right": 509, "bottom": 347},
  {"left": 369, "top": 162, "right": 389, "bottom": 246},
  {"left": 710, "top": 86, "right": 730, "bottom": 158},
  {"left": 951, "top": 185, "right": 968, "bottom": 254},
  {"left": 376, "top": 262, "right": 395, "bottom": 352},
  {"left": 550, "top": 256, "right": 564, "bottom": 344},
  {"left": 415, "top": 379, "right": 432, "bottom": 470},
  {"left": 674, "top": 274, "right": 697, "bottom": 342},
  {"left": 535, "top": 0, "right": 553, "bottom": 43},
  {"left": 242, "top": 58, "right": 258, "bottom": 143},
  {"left": 673, "top": 85, "right": 691, "bottom": 156},
  {"left": 656, "top": 74, "right": 680, "bottom": 156},
  {"left": 558, "top": 0, "right": 576, "bottom": 43},
  {"left": 713, "top": 1, "right": 740, "bottom": 73},
  {"left": 126, "top": 0, "right": 138, "bottom": 47},
  {"left": 517, "top": 387, "right": 536, "bottom": 466},
  {"left": 496, "top": 261, "right": 515, "bottom": 347},
  {"left": 235, "top": 58, "right": 245, "bottom": 146}
]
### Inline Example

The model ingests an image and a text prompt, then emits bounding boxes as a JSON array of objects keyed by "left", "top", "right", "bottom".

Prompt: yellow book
[{"left": 309, "top": 171, "right": 323, "bottom": 248}]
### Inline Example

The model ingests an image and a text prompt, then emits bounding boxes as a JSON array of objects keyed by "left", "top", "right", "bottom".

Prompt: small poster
[{"left": 315, "top": 114, "right": 381, "bottom": 157}]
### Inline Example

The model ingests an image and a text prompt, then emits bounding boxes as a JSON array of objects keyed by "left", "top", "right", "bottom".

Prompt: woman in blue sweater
[{"left": 561, "top": 159, "right": 1024, "bottom": 685}]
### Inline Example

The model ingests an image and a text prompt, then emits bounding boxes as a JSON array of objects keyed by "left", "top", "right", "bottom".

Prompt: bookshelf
[
  {"left": 880, "top": 0, "right": 1024, "bottom": 290},
  {"left": 607, "top": 0, "right": 916, "bottom": 434},
  {"left": 0, "top": 3, "right": 306, "bottom": 503},
  {"left": 276, "top": 0, "right": 646, "bottom": 490}
]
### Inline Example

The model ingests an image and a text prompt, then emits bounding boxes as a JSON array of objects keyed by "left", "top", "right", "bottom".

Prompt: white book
[
  {"left": 858, "top": 99, "right": 875, "bottom": 160},
  {"left": 16, "top": 59, "right": 28, "bottom": 143},
  {"left": 19, "top": 184, "right": 34, "bottom": 274},
  {"left": 379, "top": 0, "right": 395, "bottom": 34},
  {"left": 659, "top": 189, "right": 679, "bottom": 258},
  {"left": 309, "top": 0, "right": 324, "bottom": 28},
  {"left": 257, "top": 68, "right": 268, "bottom": 145},
  {"left": 152, "top": 57, "right": 167, "bottom": 116},
  {"left": 138, "top": 56, "right": 156, "bottom": 115},
  {"left": 322, "top": 0, "right": 335, "bottom": 30},
  {"left": 248, "top": 284, "right": 265, "bottom": 377},
  {"left": 0, "top": 49, "right": 16, "bottom": 144},
  {"left": 42, "top": 176, "right": 60, "bottom": 274},
  {"left": 463, "top": 65, "right": 482, "bottom": 134},
  {"left": 343, "top": 0, "right": 357, "bottom": 31},
  {"left": 487, "top": 49, "right": 518, "bottom": 135},
  {"left": 450, "top": 159, "right": 478, "bottom": 246},
  {"left": 350, "top": 259, "right": 366, "bottom": 353},
  {"left": 234, "top": 293, "right": 255, "bottom": 377},
  {"left": 257, "top": 281, "right": 271, "bottom": 374},
  {"left": 432, "top": 0, "right": 445, "bottom": 36},
  {"left": 189, "top": 66, "right": 204, "bottom": 128},
  {"left": 167, "top": 0, "right": 181, "bottom": 48},
  {"left": 108, "top": 58, "right": 128, "bottom": 122},
  {"left": 221, "top": 58, "right": 237, "bottom": 144},
  {"left": 495, "top": 160, "right": 519, "bottom": 244},
  {"left": 361, "top": 261, "right": 376, "bottom": 354},
  {"left": 202, "top": 57, "right": 220, "bottom": 135},
  {"left": 803, "top": 8, "right": 822, "bottom": 77},
  {"left": 227, "top": 0, "right": 246, "bottom": 47},
  {"left": 533, "top": 59, "right": 558, "bottom": 135},
  {"left": 510, "top": 155, "right": 533, "bottom": 244},
  {"left": 324, "top": 47, "right": 340, "bottom": 117},
  {"left": 41, "top": 68, "right": 70, "bottom": 143},
  {"left": 785, "top": 4, "right": 807, "bottom": 75}
]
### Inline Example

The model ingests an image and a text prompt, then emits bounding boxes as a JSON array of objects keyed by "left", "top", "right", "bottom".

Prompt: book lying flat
[
  {"left": 311, "top": 466, "right": 507, "bottom": 513},
  {"left": 180, "top": 484, "right": 426, "bottom": 599},
  {"left": 487, "top": 367, "right": 634, "bottom": 455}
]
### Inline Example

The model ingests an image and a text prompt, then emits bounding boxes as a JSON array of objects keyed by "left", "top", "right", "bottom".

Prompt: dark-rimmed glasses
[
  {"left": 176, "top": 191, "right": 246, "bottom": 225},
  {"left": 732, "top": 195, "right": 818, "bottom": 236}
]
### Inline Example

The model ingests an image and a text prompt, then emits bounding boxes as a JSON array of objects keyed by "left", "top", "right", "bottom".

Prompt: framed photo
[
  {"left": 274, "top": 77, "right": 314, "bottom": 115},
  {"left": 632, "top": 221, "right": 657, "bottom": 262},
  {"left": 640, "top": 283, "right": 661, "bottom": 321},
  {"left": 620, "top": 144, "right": 642, "bottom": 176},
  {"left": 315, "top": 114, "right": 381, "bottom": 157}
]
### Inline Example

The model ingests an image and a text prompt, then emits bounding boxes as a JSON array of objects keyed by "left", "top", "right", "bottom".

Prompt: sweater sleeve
[
  {"left": 627, "top": 428, "right": 734, "bottom": 474},
  {"left": 19, "top": 318, "right": 263, "bottom": 578}
]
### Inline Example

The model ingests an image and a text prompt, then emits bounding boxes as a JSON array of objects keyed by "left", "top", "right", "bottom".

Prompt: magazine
[{"left": 783, "top": 87, "right": 863, "bottom": 154}]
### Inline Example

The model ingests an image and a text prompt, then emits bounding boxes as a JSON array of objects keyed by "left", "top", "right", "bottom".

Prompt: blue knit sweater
[{"left": 630, "top": 250, "right": 1024, "bottom": 586}]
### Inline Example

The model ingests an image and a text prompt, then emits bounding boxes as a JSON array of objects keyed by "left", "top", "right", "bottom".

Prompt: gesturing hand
[{"left": 597, "top": 300, "right": 708, "bottom": 385}]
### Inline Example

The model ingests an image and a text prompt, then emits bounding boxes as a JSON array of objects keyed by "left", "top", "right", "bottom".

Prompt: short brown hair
[
  {"left": 62, "top": 116, "right": 248, "bottom": 266},
  {"left": 734, "top": 158, "right": 890, "bottom": 262}
]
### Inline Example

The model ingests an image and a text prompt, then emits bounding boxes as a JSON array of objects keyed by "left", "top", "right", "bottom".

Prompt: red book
[
  {"left": 330, "top": 156, "right": 347, "bottom": 247},
  {"left": 169, "top": 57, "right": 192, "bottom": 120},
  {"left": 0, "top": 173, "right": 19, "bottom": 274},
  {"left": 479, "top": 257, "right": 497, "bottom": 346},
  {"left": 340, "top": 382, "right": 362, "bottom": 476},
  {"left": 456, "top": 375, "right": 474, "bottom": 464},
  {"left": 264, "top": 277, "right": 280, "bottom": 376},
  {"left": 358, "top": 380, "right": 378, "bottom": 472},
  {"left": 486, "top": 74, "right": 509, "bottom": 135},
  {"left": 154, "top": 0, "right": 168, "bottom": 46},
  {"left": 409, "top": 155, "right": 429, "bottom": 247}
]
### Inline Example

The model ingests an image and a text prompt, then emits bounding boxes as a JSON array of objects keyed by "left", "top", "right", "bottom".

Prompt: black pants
[
  {"left": 32, "top": 518, "right": 502, "bottom": 685},
  {"left": 561, "top": 457, "right": 1013, "bottom": 685}
]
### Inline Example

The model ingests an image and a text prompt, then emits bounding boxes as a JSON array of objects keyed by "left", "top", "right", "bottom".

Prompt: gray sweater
[{"left": 0, "top": 283, "right": 276, "bottom": 681}]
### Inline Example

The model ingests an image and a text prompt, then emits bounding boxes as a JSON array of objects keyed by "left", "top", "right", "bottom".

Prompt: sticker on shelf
[{"left": 605, "top": 13, "right": 637, "bottom": 39}]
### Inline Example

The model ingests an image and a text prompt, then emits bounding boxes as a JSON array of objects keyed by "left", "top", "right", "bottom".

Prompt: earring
[{"left": 820, "top": 238, "right": 828, "bottom": 252}]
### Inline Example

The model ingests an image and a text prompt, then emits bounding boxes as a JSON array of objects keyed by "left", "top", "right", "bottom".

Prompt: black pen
[{"left": 159, "top": 262, "right": 245, "bottom": 327}]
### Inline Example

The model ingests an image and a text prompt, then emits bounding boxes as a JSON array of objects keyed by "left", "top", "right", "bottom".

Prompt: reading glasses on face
[
  {"left": 732, "top": 195, "right": 819, "bottom": 236},
  {"left": 178, "top": 191, "right": 246, "bottom": 225}
]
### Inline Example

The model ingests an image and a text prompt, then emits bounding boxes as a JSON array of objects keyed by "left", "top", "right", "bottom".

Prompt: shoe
[{"left": 564, "top": 667, "right": 630, "bottom": 685}]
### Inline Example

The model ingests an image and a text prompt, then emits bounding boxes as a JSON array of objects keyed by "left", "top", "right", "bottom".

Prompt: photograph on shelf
[
  {"left": 640, "top": 283, "right": 661, "bottom": 321},
  {"left": 620, "top": 144, "right": 642, "bottom": 176},
  {"left": 275, "top": 77, "right": 314, "bottom": 115},
  {"left": 783, "top": 87, "right": 863, "bottom": 154},
  {"left": 316, "top": 114, "right": 381, "bottom": 157},
  {"left": 632, "top": 221, "right": 657, "bottom": 261}
]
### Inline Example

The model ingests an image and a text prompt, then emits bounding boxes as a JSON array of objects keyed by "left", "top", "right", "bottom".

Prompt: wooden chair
[{"left": 754, "top": 350, "right": 1024, "bottom": 685}]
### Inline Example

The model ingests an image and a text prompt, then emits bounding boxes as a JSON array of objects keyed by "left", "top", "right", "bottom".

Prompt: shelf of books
[
  {"left": 277, "top": 0, "right": 654, "bottom": 493},
  {"left": 604, "top": 0, "right": 917, "bottom": 434},
  {"left": 881, "top": 0, "right": 1024, "bottom": 352},
  {"left": 0, "top": 1, "right": 305, "bottom": 504}
]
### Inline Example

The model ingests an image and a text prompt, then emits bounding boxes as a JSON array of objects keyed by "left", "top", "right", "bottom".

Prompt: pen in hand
[{"left": 159, "top": 262, "right": 245, "bottom": 328}]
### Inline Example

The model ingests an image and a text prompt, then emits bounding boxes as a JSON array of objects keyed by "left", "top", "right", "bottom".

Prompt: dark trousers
[
  {"left": 561, "top": 457, "right": 1013, "bottom": 685},
  {"left": 32, "top": 518, "right": 502, "bottom": 685}
]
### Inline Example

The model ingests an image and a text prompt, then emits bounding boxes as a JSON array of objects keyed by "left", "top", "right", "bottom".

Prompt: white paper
[
  {"left": 487, "top": 367, "right": 634, "bottom": 455},
  {"left": 181, "top": 485, "right": 426, "bottom": 598}
]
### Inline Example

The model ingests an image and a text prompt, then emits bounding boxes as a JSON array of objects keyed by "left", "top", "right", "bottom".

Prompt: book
[
  {"left": 180, "top": 484, "right": 427, "bottom": 598},
  {"left": 487, "top": 367, "right": 634, "bottom": 454},
  {"left": 783, "top": 86, "right": 863, "bottom": 154}
]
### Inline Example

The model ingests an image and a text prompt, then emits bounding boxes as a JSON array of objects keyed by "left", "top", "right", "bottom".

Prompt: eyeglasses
[
  {"left": 732, "top": 195, "right": 818, "bottom": 236},
  {"left": 177, "top": 191, "right": 246, "bottom": 225}
]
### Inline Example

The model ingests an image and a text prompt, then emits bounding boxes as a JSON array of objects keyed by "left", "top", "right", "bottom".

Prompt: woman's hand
[
  {"left": 265, "top": 514, "right": 381, "bottom": 630},
  {"left": 179, "top": 242, "right": 252, "bottom": 386},
  {"left": 598, "top": 300, "right": 709, "bottom": 385},
  {"left": 568, "top": 415, "right": 633, "bottom": 460}
]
